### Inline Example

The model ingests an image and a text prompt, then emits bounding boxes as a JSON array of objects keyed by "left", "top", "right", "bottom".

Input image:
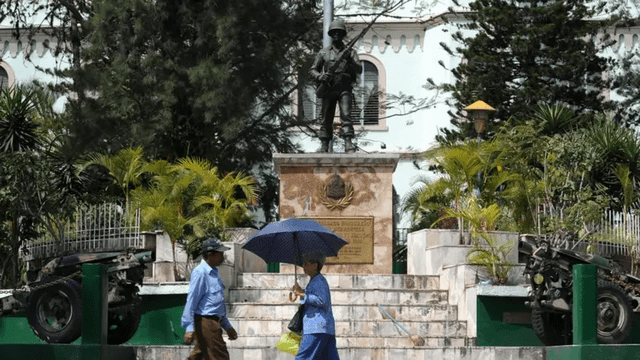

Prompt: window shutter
[{"left": 354, "top": 61, "right": 379, "bottom": 125}]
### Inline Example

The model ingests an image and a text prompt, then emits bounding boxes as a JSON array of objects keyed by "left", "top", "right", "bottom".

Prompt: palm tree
[
  {"left": 405, "top": 137, "right": 525, "bottom": 240},
  {"left": 131, "top": 157, "right": 258, "bottom": 277},
  {"left": 410, "top": 142, "right": 483, "bottom": 243},
  {"left": 81, "top": 147, "right": 147, "bottom": 205},
  {"left": 401, "top": 175, "right": 455, "bottom": 231}
]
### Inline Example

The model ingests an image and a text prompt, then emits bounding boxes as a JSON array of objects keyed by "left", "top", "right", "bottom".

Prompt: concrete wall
[
  {"left": 145, "top": 228, "right": 267, "bottom": 285},
  {"left": 407, "top": 229, "right": 520, "bottom": 276},
  {"left": 406, "top": 229, "right": 524, "bottom": 338}
]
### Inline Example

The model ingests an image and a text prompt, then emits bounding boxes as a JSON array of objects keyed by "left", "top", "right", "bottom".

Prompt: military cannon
[
  {"left": 2, "top": 204, "right": 153, "bottom": 345},
  {"left": 519, "top": 232, "right": 640, "bottom": 345}
]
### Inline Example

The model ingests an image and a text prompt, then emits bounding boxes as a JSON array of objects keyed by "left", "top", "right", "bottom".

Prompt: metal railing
[
  {"left": 395, "top": 228, "right": 408, "bottom": 247},
  {"left": 545, "top": 209, "right": 640, "bottom": 259},
  {"left": 20, "top": 203, "right": 143, "bottom": 261}
]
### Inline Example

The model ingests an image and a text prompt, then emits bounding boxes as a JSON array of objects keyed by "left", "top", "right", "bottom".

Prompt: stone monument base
[{"left": 274, "top": 153, "right": 400, "bottom": 274}]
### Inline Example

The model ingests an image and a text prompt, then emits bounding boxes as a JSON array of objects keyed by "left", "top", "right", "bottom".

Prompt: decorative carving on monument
[
  {"left": 318, "top": 174, "right": 354, "bottom": 211},
  {"left": 326, "top": 174, "right": 346, "bottom": 199}
]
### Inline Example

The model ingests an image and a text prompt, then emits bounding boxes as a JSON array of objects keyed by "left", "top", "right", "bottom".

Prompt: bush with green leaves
[{"left": 83, "top": 148, "right": 259, "bottom": 260}]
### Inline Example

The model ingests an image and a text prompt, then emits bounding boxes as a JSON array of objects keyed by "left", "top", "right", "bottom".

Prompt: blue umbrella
[{"left": 242, "top": 218, "right": 348, "bottom": 266}]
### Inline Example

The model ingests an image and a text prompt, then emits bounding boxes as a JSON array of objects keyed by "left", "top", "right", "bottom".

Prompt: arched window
[
  {"left": 0, "top": 67, "right": 8, "bottom": 89},
  {"left": 301, "top": 83, "right": 322, "bottom": 122},
  {"left": 299, "top": 55, "right": 385, "bottom": 130},
  {"left": 352, "top": 60, "right": 379, "bottom": 125}
]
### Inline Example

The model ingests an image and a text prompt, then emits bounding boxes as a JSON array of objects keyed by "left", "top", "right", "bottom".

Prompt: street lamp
[
  {"left": 464, "top": 100, "right": 496, "bottom": 195},
  {"left": 464, "top": 100, "right": 496, "bottom": 138}
]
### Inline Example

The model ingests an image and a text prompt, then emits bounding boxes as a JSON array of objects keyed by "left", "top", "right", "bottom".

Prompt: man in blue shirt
[{"left": 182, "top": 237, "right": 238, "bottom": 360}]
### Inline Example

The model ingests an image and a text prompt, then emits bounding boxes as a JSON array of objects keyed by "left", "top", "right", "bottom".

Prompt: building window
[
  {"left": 301, "top": 84, "right": 322, "bottom": 122},
  {"left": 0, "top": 66, "right": 8, "bottom": 89},
  {"left": 300, "top": 57, "right": 385, "bottom": 129},
  {"left": 352, "top": 60, "right": 379, "bottom": 126}
]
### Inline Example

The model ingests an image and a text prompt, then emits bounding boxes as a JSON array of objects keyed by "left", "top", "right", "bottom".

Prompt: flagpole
[{"left": 323, "top": 0, "right": 334, "bottom": 47}]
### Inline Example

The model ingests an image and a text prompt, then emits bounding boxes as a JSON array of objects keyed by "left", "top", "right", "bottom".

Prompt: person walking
[
  {"left": 309, "top": 18, "right": 361, "bottom": 153},
  {"left": 182, "top": 237, "right": 238, "bottom": 360},
  {"left": 291, "top": 252, "right": 340, "bottom": 360}
]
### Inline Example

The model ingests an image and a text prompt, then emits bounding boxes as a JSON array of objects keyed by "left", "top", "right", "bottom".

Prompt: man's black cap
[{"left": 202, "top": 237, "right": 231, "bottom": 254}]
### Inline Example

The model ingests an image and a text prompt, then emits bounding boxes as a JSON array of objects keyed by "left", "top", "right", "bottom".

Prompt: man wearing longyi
[{"left": 182, "top": 237, "right": 238, "bottom": 360}]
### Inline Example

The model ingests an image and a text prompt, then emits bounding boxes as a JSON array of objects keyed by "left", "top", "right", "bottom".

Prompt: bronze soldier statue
[{"left": 310, "top": 19, "right": 362, "bottom": 153}]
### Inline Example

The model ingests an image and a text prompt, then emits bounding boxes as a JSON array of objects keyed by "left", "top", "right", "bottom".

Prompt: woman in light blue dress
[{"left": 291, "top": 252, "right": 340, "bottom": 360}]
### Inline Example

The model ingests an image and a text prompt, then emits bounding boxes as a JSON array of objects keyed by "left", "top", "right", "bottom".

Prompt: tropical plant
[
  {"left": 401, "top": 175, "right": 456, "bottom": 232},
  {"left": 0, "top": 85, "right": 83, "bottom": 287},
  {"left": 613, "top": 164, "right": 637, "bottom": 218},
  {"left": 406, "top": 135, "right": 524, "bottom": 238},
  {"left": 82, "top": 149, "right": 259, "bottom": 278},
  {"left": 419, "top": 142, "right": 483, "bottom": 242},
  {"left": 81, "top": 147, "right": 147, "bottom": 206},
  {"left": 434, "top": 198, "right": 514, "bottom": 284},
  {"left": 406, "top": 105, "right": 636, "bottom": 238},
  {"left": 0, "top": 86, "right": 39, "bottom": 152},
  {"left": 131, "top": 157, "right": 258, "bottom": 266},
  {"left": 579, "top": 119, "right": 640, "bottom": 211}
]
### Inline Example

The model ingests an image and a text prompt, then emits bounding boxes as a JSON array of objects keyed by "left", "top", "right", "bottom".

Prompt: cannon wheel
[
  {"left": 531, "top": 308, "right": 572, "bottom": 345},
  {"left": 107, "top": 298, "right": 142, "bottom": 344},
  {"left": 26, "top": 277, "right": 83, "bottom": 343},
  {"left": 596, "top": 281, "right": 633, "bottom": 344}
]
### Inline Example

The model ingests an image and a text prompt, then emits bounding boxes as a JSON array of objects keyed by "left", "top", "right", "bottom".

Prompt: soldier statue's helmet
[{"left": 328, "top": 19, "right": 347, "bottom": 36}]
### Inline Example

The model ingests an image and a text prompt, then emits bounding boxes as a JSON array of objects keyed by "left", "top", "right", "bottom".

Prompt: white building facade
[{"left": 3, "top": 1, "right": 640, "bottom": 228}]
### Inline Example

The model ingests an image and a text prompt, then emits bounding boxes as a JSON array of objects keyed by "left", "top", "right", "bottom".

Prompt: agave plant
[{"left": 0, "top": 86, "right": 40, "bottom": 153}]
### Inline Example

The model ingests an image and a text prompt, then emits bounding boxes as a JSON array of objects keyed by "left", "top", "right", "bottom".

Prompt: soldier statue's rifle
[{"left": 315, "top": 16, "right": 381, "bottom": 97}]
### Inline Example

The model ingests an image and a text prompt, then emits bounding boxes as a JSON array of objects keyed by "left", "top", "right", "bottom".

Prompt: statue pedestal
[{"left": 273, "top": 153, "right": 400, "bottom": 274}]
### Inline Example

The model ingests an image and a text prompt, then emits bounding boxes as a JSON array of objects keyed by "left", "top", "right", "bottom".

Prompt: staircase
[{"left": 224, "top": 273, "right": 470, "bottom": 359}]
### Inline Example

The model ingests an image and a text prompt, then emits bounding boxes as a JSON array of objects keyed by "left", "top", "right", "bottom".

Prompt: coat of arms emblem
[{"left": 318, "top": 173, "right": 354, "bottom": 210}]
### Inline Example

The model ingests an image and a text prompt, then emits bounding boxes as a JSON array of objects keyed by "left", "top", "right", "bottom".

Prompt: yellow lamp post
[
  {"left": 464, "top": 100, "right": 496, "bottom": 137},
  {"left": 464, "top": 100, "right": 496, "bottom": 194}
]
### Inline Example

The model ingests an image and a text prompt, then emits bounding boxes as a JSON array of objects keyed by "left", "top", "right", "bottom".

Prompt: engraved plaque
[
  {"left": 502, "top": 312, "right": 532, "bottom": 324},
  {"left": 306, "top": 217, "right": 374, "bottom": 264}
]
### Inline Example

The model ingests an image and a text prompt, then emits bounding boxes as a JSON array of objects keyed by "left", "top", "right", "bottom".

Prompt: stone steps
[
  {"left": 229, "top": 318, "right": 467, "bottom": 338},
  {"left": 227, "top": 335, "right": 469, "bottom": 348},
  {"left": 135, "top": 346, "right": 545, "bottom": 360},
  {"left": 229, "top": 287, "right": 449, "bottom": 304},
  {"left": 223, "top": 272, "right": 466, "bottom": 355},
  {"left": 227, "top": 302, "right": 457, "bottom": 322},
  {"left": 236, "top": 273, "right": 440, "bottom": 290}
]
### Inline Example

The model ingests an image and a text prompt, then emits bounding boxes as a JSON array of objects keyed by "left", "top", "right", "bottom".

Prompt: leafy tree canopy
[
  {"left": 0, "top": 0, "right": 322, "bottom": 225},
  {"left": 63, "top": 0, "right": 321, "bottom": 169},
  {"left": 405, "top": 105, "right": 640, "bottom": 238},
  {"left": 436, "top": 0, "right": 617, "bottom": 142}
]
